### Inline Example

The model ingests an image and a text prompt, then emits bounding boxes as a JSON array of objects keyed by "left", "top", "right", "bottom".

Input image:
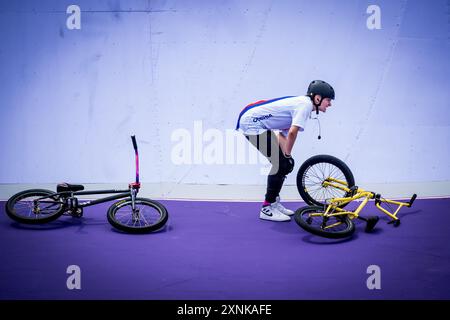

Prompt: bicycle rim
[
  {"left": 108, "top": 199, "right": 168, "bottom": 233},
  {"left": 8, "top": 192, "right": 64, "bottom": 223},
  {"left": 295, "top": 206, "right": 355, "bottom": 238},
  {"left": 302, "top": 162, "right": 350, "bottom": 204}
]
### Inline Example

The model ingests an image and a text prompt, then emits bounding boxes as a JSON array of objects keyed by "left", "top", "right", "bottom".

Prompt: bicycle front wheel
[
  {"left": 294, "top": 205, "right": 355, "bottom": 239},
  {"left": 107, "top": 198, "right": 168, "bottom": 233},
  {"left": 297, "top": 154, "right": 355, "bottom": 207},
  {"left": 5, "top": 189, "right": 65, "bottom": 224}
]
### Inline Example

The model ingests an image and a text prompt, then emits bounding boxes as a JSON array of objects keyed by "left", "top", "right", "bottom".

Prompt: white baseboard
[{"left": 0, "top": 181, "right": 449, "bottom": 201}]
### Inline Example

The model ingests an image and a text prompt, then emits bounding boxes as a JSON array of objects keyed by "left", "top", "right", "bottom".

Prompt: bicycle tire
[
  {"left": 107, "top": 197, "right": 168, "bottom": 233},
  {"left": 294, "top": 205, "right": 355, "bottom": 239},
  {"left": 297, "top": 154, "right": 355, "bottom": 207},
  {"left": 5, "top": 189, "right": 65, "bottom": 224}
]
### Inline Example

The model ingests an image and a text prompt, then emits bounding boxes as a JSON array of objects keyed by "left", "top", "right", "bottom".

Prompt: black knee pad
[{"left": 278, "top": 157, "right": 295, "bottom": 175}]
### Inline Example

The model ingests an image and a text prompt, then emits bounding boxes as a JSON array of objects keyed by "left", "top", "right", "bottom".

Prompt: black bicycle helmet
[{"left": 307, "top": 80, "right": 335, "bottom": 100}]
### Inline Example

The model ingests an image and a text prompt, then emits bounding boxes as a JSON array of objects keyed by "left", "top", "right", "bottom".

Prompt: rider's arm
[{"left": 278, "top": 125, "right": 300, "bottom": 156}]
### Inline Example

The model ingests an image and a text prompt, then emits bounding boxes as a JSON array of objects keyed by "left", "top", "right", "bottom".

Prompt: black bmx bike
[{"left": 5, "top": 136, "right": 168, "bottom": 233}]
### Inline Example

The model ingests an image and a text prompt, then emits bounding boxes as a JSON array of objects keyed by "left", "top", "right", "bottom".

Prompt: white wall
[{"left": 0, "top": 0, "right": 449, "bottom": 197}]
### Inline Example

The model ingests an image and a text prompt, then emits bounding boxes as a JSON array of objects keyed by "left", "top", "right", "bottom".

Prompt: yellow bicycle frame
[{"left": 314, "top": 177, "right": 415, "bottom": 223}]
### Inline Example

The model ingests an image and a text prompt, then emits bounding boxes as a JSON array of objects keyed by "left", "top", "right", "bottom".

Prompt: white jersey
[{"left": 236, "top": 96, "right": 314, "bottom": 136}]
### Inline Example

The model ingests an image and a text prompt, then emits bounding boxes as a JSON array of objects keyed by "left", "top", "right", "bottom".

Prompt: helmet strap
[{"left": 313, "top": 95, "right": 323, "bottom": 115}]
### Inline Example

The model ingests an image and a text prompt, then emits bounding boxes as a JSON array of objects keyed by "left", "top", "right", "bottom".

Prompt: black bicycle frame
[{"left": 71, "top": 189, "right": 132, "bottom": 208}]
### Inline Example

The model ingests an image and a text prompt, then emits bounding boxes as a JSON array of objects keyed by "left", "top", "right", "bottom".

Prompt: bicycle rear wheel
[
  {"left": 107, "top": 197, "right": 168, "bottom": 233},
  {"left": 294, "top": 205, "right": 355, "bottom": 239},
  {"left": 297, "top": 154, "right": 355, "bottom": 207},
  {"left": 5, "top": 189, "right": 65, "bottom": 224}
]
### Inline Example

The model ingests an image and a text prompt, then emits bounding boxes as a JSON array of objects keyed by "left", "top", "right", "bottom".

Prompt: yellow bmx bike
[{"left": 295, "top": 155, "right": 416, "bottom": 239}]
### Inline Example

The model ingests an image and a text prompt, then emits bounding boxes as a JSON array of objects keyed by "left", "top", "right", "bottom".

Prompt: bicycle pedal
[
  {"left": 364, "top": 216, "right": 379, "bottom": 232},
  {"left": 68, "top": 208, "right": 83, "bottom": 218}
]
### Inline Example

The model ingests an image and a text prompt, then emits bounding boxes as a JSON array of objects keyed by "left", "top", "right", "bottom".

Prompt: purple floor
[{"left": 1, "top": 198, "right": 449, "bottom": 300}]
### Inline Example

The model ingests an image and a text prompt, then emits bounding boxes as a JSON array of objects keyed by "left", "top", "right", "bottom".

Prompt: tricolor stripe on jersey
[{"left": 235, "top": 96, "right": 295, "bottom": 130}]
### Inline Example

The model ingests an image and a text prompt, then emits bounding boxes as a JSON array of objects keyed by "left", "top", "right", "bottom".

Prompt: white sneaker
[
  {"left": 260, "top": 203, "right": 291, "bottom": 222},
  {"left": 274, "top": 196, "right": 294, "bottom": 216}
]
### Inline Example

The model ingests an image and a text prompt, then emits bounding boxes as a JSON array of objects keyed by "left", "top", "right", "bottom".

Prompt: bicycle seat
[{"left": 57, "top": 183, "right": 85, "bottom": 193}]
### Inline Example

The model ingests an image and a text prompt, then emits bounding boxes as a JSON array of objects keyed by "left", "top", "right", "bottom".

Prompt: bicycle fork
[{"left": 130, "top": 188, "right": 140, "bottom": 223}]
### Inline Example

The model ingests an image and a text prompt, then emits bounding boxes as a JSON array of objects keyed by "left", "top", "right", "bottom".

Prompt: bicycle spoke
[
  {"left": 6, "top": 191, "right": 64, "bottom": 223},
  {"left": 113, "top": 203, "right": 162, "bottom": 228},
  {"left": 302, "top": 161, "right": 350, "bottom": 204},
  {"left": 138, "top": 206, "right": 151, "bottom": 226}
]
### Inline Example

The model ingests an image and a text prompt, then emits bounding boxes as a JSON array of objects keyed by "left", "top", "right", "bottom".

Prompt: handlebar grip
[
  {"left": 409, "top": 194, "right": 417, "bottom": 207},
  {"left": 131, "top": 135, "right": 138, "bottom": 151}
]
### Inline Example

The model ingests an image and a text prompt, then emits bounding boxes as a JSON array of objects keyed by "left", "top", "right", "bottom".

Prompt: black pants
[{"left": 245, "top": 131, "right": 291, "bottom": 203}]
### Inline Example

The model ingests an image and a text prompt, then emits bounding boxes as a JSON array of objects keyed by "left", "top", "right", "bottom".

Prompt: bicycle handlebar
[
  {"left": 131, "top": 135, "right": 140, "bottom": 185},
  {"left": 131, "top": 135, "right": 138, "bottom": 151},
  {"left": 408, "top": 194, "right": 417, "bottom": 207}
]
